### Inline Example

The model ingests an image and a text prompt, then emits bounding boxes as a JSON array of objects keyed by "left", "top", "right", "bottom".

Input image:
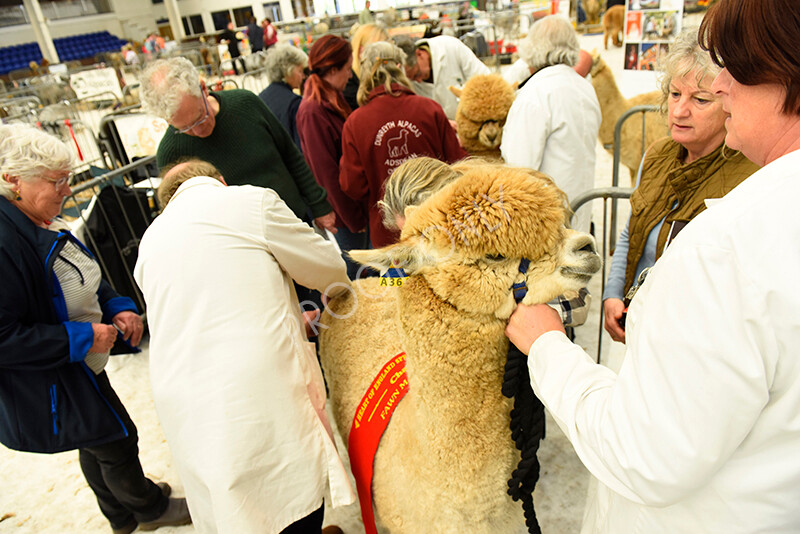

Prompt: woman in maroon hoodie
[
  {"left": 339, "top": 41, "right": 467, "bottom": 248},
  {"left": 297, "top": 34, "right": 368, "bottom": 279}
]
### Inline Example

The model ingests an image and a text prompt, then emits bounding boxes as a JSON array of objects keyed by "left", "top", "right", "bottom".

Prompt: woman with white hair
[
  {"left": 0, "top": 124, "right": 190, "bottom": 534},
  {"left": 500, "top": 14, "right": 601, "bottom": 234},
  {"left": 259, "top": 44, "right": 309, "bottom": 151},
  {"left": 338, "top": 41, "right": 466, "bottom": 248}
]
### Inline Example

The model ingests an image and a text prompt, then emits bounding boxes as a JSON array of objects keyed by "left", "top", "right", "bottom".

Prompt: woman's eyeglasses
[{"left": 45, "top": 173, "right": 72, "bottom": 190}]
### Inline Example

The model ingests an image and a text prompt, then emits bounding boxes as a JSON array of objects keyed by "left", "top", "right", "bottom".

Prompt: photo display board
[
  {"left": 112, "top": 114, "right": 168, "bottom": 161},
  {"left": 623, "top": 0, "right": 684, "bottom": 70}
]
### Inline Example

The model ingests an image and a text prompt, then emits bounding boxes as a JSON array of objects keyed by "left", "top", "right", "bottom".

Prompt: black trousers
[
  {"left": 232, "top": 56, "right": 247, "bottom": 74},
  {"left": 78, "top": 371, "right": 168, "bottom": 529},
  {"left": 280, "top": 502, "right": 324, "bottom": 533}
]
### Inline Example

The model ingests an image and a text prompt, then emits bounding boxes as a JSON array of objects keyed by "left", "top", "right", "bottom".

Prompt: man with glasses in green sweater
[{"left": 140, "top": 57, "right": 336, "bottom": 234}]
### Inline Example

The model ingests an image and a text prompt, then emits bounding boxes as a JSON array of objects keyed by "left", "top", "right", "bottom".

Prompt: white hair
[
  {"left": 139, "top": 57, "right": 202, "bottom": 121},
  {"left": 264, "top": 44, "right": 308, "bottom": 83},
  {"left": 519, "top": 15, "right": 579, "bottom": 72},
  {"left": 0, "top": 124, "right": 72, "bottom": 200}
]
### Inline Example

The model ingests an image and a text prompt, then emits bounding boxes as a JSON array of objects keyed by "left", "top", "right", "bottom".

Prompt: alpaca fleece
[{"left": 319, "top": 163, "right": 601, "bottom": 533}]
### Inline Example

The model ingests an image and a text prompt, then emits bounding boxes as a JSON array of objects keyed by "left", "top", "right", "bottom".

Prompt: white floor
[{"left": 0, "top": 16, "right": 705, "bottom": 534}]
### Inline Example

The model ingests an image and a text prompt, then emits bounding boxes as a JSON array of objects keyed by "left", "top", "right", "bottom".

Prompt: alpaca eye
[{"left": 486, "top": 253, "right": 506, "bottom": 262}]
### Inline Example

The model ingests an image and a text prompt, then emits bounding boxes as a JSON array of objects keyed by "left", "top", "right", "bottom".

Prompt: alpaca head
[
  {"left": 350, "top": 163, "right": 601, "bottom": 319},
  {"left": 450, "top": 75, "right": 516, "bottom": 158}
]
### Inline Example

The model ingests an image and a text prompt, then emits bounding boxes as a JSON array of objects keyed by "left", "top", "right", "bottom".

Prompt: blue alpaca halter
[{"left": 512, "top": 258, "right": 531, "bottom": 303}]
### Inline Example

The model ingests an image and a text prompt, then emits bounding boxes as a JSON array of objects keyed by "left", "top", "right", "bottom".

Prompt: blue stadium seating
[{"left": 0, "top": 31, "right": 127, "bottom": 76}]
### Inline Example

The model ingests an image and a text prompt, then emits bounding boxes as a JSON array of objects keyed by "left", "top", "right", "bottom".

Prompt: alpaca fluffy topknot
[{"left": 401, "top": 164, "right": 568, "bottom": 262}]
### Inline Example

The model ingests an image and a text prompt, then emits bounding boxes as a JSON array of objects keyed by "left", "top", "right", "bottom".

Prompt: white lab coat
[
  {"left": 134, "top": 177, "right": 355, "bottom": 533},
  {"left": 501, "top": 64, "right": 601, "bottom": 233},
  {"left": 502, "top": 58, "right": 531, "bottom": 87},
  {"left": 504, "top": 58, "right": 592, "bottom": 88},
  {"left": 412, "top": 35, "right": 490, "bottom": 120},
  {"left": 527, "top": 149, "right": 800, "bottom": 532}
]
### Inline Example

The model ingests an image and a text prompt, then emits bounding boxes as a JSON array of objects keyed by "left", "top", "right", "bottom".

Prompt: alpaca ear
[
  {"left": 449, "top": 85, "right": 462, "bottom": 98},
  {"left": 589, "top": 51, "right": 604, "bottom": 75},
  {"left": 348, "top": 237, "right": 432, "bottom": 274}
]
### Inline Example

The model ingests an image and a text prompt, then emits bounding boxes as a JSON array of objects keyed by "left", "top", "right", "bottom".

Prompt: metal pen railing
[
  {"left": 571, "top": 187, "right": 634, "bottom": 364},
  {"left": 609, "top": 104, "right": 659, "bottom": 249},
  {"left": 60, "top": 155, "right": 160, "bottom": 312}
]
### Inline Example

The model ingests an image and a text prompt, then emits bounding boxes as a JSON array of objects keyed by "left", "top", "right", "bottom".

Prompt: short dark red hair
[
  {"left": 303, "top": 34, "right": 352, "bottom": 118},
  {"left": 699, "top": 0, "right": 800, "bottom": 115}
]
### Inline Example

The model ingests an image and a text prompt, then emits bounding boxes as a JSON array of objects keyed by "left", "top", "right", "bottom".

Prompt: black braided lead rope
[{"left": 502, "top": 343, "right": 546, "bottom": 534}]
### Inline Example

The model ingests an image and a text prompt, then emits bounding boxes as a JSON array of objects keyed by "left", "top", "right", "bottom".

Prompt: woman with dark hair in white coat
[{"left": 506, "top": 0, "right": 800, "bottom": 531}]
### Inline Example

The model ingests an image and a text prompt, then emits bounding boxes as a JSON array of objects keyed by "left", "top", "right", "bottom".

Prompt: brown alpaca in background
[
  {"left": 603, "top": 5, "right": 625, "bottom": 49},
  {"left": 590, "top": 52, "right": 668, "bottom": 182}
]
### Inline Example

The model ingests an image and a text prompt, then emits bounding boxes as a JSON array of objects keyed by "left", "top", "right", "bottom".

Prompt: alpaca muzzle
[{"left": 478, "top": 120, "right": 502, "bottom": 148}]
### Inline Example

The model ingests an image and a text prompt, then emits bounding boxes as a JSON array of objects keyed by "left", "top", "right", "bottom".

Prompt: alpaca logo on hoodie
[
  {"left": 386, "top": 129, "right": 409, "bottom": 158},
  {"left": 374, "top": 120, "right": 422, "bottom": 149},
  {"left": 375, "top": 121, "right": 425, "bottom": 173}
]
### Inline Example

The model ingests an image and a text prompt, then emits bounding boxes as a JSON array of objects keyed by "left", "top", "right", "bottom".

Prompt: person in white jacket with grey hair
[
  {"left": 500, "top": 15, "right": 600, "bottom": 233},
  {"left": 395, "top": 34, "right": 490, "bottom": 120},
  {"left": 134, "top": 159, "right": 354, "bottom": 534}
]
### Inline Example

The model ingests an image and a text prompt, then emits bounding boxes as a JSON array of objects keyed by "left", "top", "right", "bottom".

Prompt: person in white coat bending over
[
  {"left": 506, "top": 0, "right": 800, "bottom": 531},
  {"left": 134, "top": 159, "right": 353, "bottom": 534},
  {"left": 500, "top": 15, "right": 601, "bottom": 234},
  {"left": 395, "top": 34, "right": 490, "bottom": 120}
]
